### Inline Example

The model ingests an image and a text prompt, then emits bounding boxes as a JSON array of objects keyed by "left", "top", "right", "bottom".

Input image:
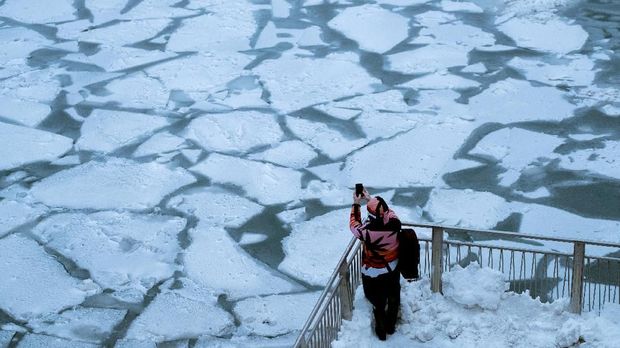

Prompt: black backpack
[{"left": 398, "top": 228, "right": 420, "bottom": 281}]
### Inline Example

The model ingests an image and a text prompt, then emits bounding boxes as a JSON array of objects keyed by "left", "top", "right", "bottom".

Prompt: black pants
[{"left": 362, "top": 270, "right": 400, "bottom": 334}]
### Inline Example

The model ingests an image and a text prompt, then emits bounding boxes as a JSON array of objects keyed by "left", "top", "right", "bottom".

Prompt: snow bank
[
  {"left": 30, "top": 158, "right": 196, "bottom": 210},
  {"left": 443, "top": 263, "right": 507, "bottom": 310}
]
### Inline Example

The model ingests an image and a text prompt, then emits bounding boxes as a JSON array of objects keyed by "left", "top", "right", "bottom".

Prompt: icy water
[{"left": 0, "top": 0, "right": 619, "bottom": 346}]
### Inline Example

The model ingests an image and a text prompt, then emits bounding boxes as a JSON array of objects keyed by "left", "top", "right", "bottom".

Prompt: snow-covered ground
[{"left": 0, "top": 0, "right": 619, "bottom": 346}]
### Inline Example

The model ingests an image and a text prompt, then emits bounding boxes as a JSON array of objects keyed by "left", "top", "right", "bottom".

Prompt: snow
[
  {"left": 0, "top": 96, "right": 50, "bottom": 127},
  {"left": 558, "top": 140, "right": 620, "bottom": 180},
  {"left": 253, "top": 53, "right": 380, "bottom": 113},
  {"left": 498, "top": 16, "right": 588, "bottom": 55},
  {"left": 126, "top": 279, "right": 234, "bottom": 342},
  {"left": 133, "top": 132, "right": 187, "bottom": 158},
  {"left": 508, "top": 55, "right": 596, "bottom": 87},
  {"left": 234, "top": 292, "right": 321, "bottom": 336},
  {"left": 30, "top": 158, "right": 196, "bottom": 210},
  {"left": 0, "top": 0, "right": 75, "bottom": 23},
  {"left": 334, "top": 263, "right": 620, "bottom": 347},
  {"left": 327, "top": 5, "right": 410, "bottom": 54},
  {"left": 76, "top": 110, "right": 171, "bottom": 153},
  {"left": 28, "top": 307, "right": 127, "bottom": 344},
  {"left": 190, "top": 154, "right": 303, "bottom": 205},
  {"left": 0, "top": 122, "right": 73, "bottom": 171},
  {"left": 0, "top": 235, "right": 99, "bottom": 321},
  {"left": 184, "top": 225, "right": 300, "bottom": 300},
  {"left": 32, "top": 211, "right": 186, "bottom": 302},
  {"left": 440, "top": 1, "right": 484, "bottom": 13},
  {"left": 0, "top": 200, "right": 47, "bottom": 238},
  {"left": 401, "top": 73, "right": 480, "bottom": 90},
  {"left": 279, "top": 209, "right": 353, "bottom": 286},
  {"left": 248, "top": 141, "right": 317, "bottom": 169},
  {"left": 184, "top": 111, "right": 283, "bottom": 154},
  {"left": 385, "top": 45, "right": 470, "bottom": 74},
  {"left": 16, "top": 334, "right": 100, "bottom": 348}
]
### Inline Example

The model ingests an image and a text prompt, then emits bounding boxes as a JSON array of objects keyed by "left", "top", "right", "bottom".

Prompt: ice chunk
[
  {"left": 248, "top": 141, "right": 317, "bottom": 169},
  {"left": 286, "top": 116, "right": 368, "bottom": 160},
  {"left": 279, "top": 209, "right": 352, "bottom": 285},
  {"left": 0, "top": 200, "right": 47, "bottom": 238},
  {"left": 0, "top": 331, "right": 14, "bottom": 346},
  {"left": 330, "top": 90, "right": 410, "bottom": 113},
  {"left": 234, "top": 292, "right": 321, "bottom": 336},
  {"left": 180, "top": 149, "right": 202, "bottom": 164},
  {"left": 30, "top": 158, "right": 196, "bottom": 210},
  {"left": 254, "top": 22, "right": 302, "bottom": 49},
  {"left": 461, "top": 62, "right": 487, "bottom": 74},
  {"left": 184, "top": 225, "right": 299, "bottom": 299},
  {"left": 516, "top": 187, "right": 550, "bottom": 199},
  {"left": 468, "top": 78, "right": 576, "bottom": 123},
  {"left": 600, "top": 104, "right": 620, "bottom": 117},
  {"left": 63, "top": 45, "right": 176, "bottom": 72},
  {"left": 411, "top": 22, "right": 495, "bottom": 48},
  {"left": 443, "top": 263, "right": 507, "bottom": 310},
  {"left": 191, "top": 154, "right": 302, "bottom": 205},
  {"left": 65, "top": 19, "right": 170, "bottom": 46},
  {"left": 441, "top": 1, "right": 483, "bottom": 13},
  {"left": 376, "top": 0, "right": 431, "bottom": 5},
  {"left": 239, "top": 233, "right": 268, "bottom": 245},
  {"left": 126, "top": 279, "right": 234, "bottom": 342},
  {"left": 76, "top": 110, "right": 170, "bottom": 153},
  {"left": 413, "top": 10, "right": 456, "bottom": 27},
  {"left": 209, "top": 87, "right": 269, "bottom": 109},
  {"left": 558, "top": 140, "right": 620, "bottom": 180},
  {"left": 401, "top": 72, "right": 480, "bottom": 90},
  {"left": 86, "top": 73, "right": 170, "bottom": 109},
  {"left": 184, "top": 111, "right": 283, "bottom": 154},
  {"left": 0, "top": 0, "right": 75, "bottom": 23},
  {"left": 253, "top": 54, "right": 380, "bottom": 113},
  {"left": 328, "top": 5, "right": 409, "bottom": 53},
  {"left": 276, "top": 207, "right": 306, "bottom": 224},
  {"left": 51, "top": 155, "right": 81, "bottom": 166},
  {"left": 33, "top": 211, "right": 185, "bottom": 302},
  {"left": 386, "top": 45, "right": 470, "bottom": 74},
  {"left": 508, "top": 56, "right": 596, "bottom": 87},
  {"left": 355, "top": 111, "right": 421, "bottom": 141},
  {"left": 167, "top": 186, "right": 264, "bottom": 228},
  {"left": 0, "top": 27, "right": 53, "bottom": 65},
  {"left": 298, "top": 26, "right": 324, "bottom": 46},
  {"left": 498, "top": 16, "right": 588, "bottom": 54},
  {"left": 29, "top": 307, "right": 126, "bottom": 343},
  {"left": 0, "top": 69, "right": 61, "bottom": 103},
  {"left": 17, "top": 333, "right": 100, "bottom": 348},
  {"left": 313, "top": 105, "right": 361, "bottom": 120},
  {"left": 0, "top": 122, "right": 73, "bottom": 171},
  {"left": 301, "top": 180, "right": 353, "bottom": 207},
  {"left": 133, "top": 132, "right": 187, "bottom": 158},
  {"left": 425, "top": 189, "right": 513, "bottom": 229},
  {"left": 272, "top": 0, "right": 292, "bottom": 18},
  {"left": 0, "top": 235, "right": 98, "bottom": 321}
]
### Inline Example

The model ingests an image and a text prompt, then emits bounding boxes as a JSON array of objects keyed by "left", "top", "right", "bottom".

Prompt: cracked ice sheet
[
  {"left": 28, "top": 307, "right": 126, "bottom": 344},
  {"left": 558, "top": 140, "right": 620, "bottom": 180},
  {"left": 32, "top": 212, "right": 185, "bottom": 303},
  {"left": 400, "top": 72, "right": 480, "bottom": 90},
  {"left": 0, "top": 235, "right": 99, "bottom": 321},
  {"left": 253, "top": 53, "right": 380, "bottom": 113},
  {"left": 30, "top": 158, "right": 196, "bottom": 211},
  {"left": 0, "top": 96, "right": 50, "bottom": 127},
  {"left": 191, "top": 154, "right": 303, "bottom": 205},
  {"left": 411, "top": 22, "right": 496, "bottom": 48},
  {"left": 17, "top": 334, "right": 99, "bottom": 348},
  {"left": 86, "top": 73, "right": 171, "bottom": 110},
  {"left": 133, "top": 132, "right": 187, "bottom": 158},
  {"left": 85, "top": 0, "right": 194, "bottom": 23},
  {"left": 167, "top": 186, "right": 264, "bottom": 228},
  {"left": 425, "top": 189, "right": 514, "bottom": 230},
  {"left": 0, "top": 27, "right": 53, "bottom": 65},
  {"left": 184, "top": 111, "right": 283, "bottom": 154},
  {"left": 385, "top": 44, "right": 470, "bottom": 74},
  {"left": 498, "top": 16, "right": 588, "bottom": 55},
  {"left": 63, "top": 46, "right": 177, "bottom": 72},
  {"left": 184, "top": 225, "right": 300, "bottom": 300},
  {"left": 58, "top": 19, "right": 171, "bottom": 46},
  {"left": 286, "top": 116, "right": 368, "bottom": 160},
  {"left": 248, "top": 141, "right": 317, "bottom": 169},
  {"left": 328, "top": 5, "right": 409, "bottom": 54},
  {"left": 0, "top": 0, "right": 75, "bottom": 23},
  {"left": 468, "top": 78, "right": 577, "bottom": 124},
  {"left": 508, "top": 56, "right": 596, "bottom": 87},
  {"left": 279, "top": 209, "right": 352, "bottom": 286},
  {"left": 126, "top": 278, "right": 234, "bottom": 342},
  {"left": 355, "top": 111, "right": 422, "bottom": 141},
  {"left": 0, "top": 200, "right": 47, "bottom": 238},
  {"left": 330, "top": 90, "right": 411, "bottom": 113},
  {"left": 234, "top": 292, "right": 321, "bottom": 337},
  {"left": 0, "top": 69, "right": 61, "bottom": 103},
  {"left": 76, "top": 110, "right": 171, "bottom": 154},
  {"left": 0, "top": 122, "right": 73, "bottom": 171}
]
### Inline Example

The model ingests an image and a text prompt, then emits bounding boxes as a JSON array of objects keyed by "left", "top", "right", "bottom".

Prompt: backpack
[{"left": 398, "top": 228, "right": 420, "bottom": 281}]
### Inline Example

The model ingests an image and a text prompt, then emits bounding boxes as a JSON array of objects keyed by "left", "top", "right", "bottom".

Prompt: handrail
[{"left": 294, "top": 221, "right": 620, "bottom": 348}]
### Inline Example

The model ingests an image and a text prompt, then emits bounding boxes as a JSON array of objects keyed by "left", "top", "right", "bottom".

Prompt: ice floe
[
  {"left": 17, "top": 333, "right": 100, "bottom": 348},
  {"left": 0, "top": 27, "right": 53, "bottom": 65},
  {"left": 248, "top": 141, "right": 317, "bottom": 169},
  {"left": 0, "top": 200, "right": 47, "bottom": 238},
  {"left": 133, "top": 132, "right": 187, "bottom": 158},
  {"left": 167, "top": 186, "right": 264, "bottom": 228},
  {"left": 63, "top": 46, "right": 176, "bottom": 72},
  {"left": 498, "top": 16, "right": 588, "bottom": 55},
  {"left": 461, "top": 62, "right": 488, "bottom": 74},
  {"left": 30, "top": 158, "right": 196, "bottom": 210},
  {"left": 600, "top": 104, "right": 620, "bottom": 117},
  {"left": 238, "top": 233, "right": 268, "bottom": 246},
  {"left": 558, "top": 140, "right": 620, "bottom": 180},
  {"left": 355, "top": 110, "right": 421, "bottom": 141},
  {"left": 86, "top": 73, "right": 170, "bottom": 109},
  {"left": 184, "top": 225, "right": 299, "bottom": 299},
  {"left": 508, "top": 55, "right": 596, "bottom": 87},
  {"left": 63, "top": 19, "right": 171, "bottom": 46},
  {"left": 0, "top": 235, "right": 99, "bottom": 321},
  {"left": 180, "top": 149, "right": 202, "bottom": 164},
  {"left": 272, "top": 0, "right": 292, "bottom": 18},
  {"left": 386, "top": 45, "right": 470, "bottom": 74},
  {"left": 441, "top": 0, "right": 484, "bottom": 13},
  {"left": 0, "top": 122, "right": 73, "bottom": 171},
  {"left": 184, "top": 111, "right": 283, "bottom": 154},
  {"left": 32, "top": 211, "right": 186, "bottom": 302},
  {"left": 0, "top": 69, "right": 61, "bottom": 103},
  {"left": 29, "top": 307, "right": 127, "bottom": 344},
  {"left": 126, "top": 279, "right": 234, "bottom": 342},
  {"left": 411, "top": 22, "right": 495, "bottom": 48},
  {"left": 0, "top": 0, "right": 75, "bottom": 23},
  {"left": 234, "top": 292, "right": 321, "bottom": 336},
  {"left": 253, "top": 53, "right": 380, "bottom": 113},
  {"left": 76, "top": 110, "right": 171, "bottom": 153},
  {"left": 279, "top": 208, "right": 353, "bottom": 285},
  {"left": 301, "top": 180, "right": 353, "bottom": 207},
  {"left": 401, "top": 72, "right": 480, "bottom": 90},
  {"left": 329, "top": 90, "right": 410, "bottom": 113},
  {"left": 0, "top": 331, "right": 14, "bottom": 346},
  {"left": 191, "top": 154, "right": 302, "bottom": 205},
  {"left": 328, "top": 5, "right": 409, "bottom": 54}
]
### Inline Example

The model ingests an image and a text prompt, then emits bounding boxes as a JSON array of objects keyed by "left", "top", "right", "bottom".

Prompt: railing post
[
  {"left": 431, "top": 227, "right": 444, "bottom": 293},
  {"left": 339, "top": 261, "right": 353, "bottom": 320},
  {"left": 570, "top": 241, "right": 585, "bottom": 314}
]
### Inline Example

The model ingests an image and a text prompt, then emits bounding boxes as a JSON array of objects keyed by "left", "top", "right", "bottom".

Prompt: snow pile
[{"left": 334, "top": 263, "right": 620, "bottom": 347}]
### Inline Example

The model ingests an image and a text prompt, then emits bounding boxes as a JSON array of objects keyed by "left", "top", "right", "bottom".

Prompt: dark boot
[{"left": 374, "top": 308, "right": 387, "bottom": 341}]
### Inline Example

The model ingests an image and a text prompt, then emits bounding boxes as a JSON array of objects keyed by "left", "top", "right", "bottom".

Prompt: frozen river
[{"left": 0, "top": 0, "right": 619, "bottom": 346}]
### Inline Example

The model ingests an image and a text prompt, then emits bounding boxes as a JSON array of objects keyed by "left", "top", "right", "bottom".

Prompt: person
[{"left": 349, "top": 188, "right": 401, "bottom": 341}]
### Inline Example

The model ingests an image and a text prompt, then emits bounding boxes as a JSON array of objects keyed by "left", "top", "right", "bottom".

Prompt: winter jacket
[{"left": 349, "top": 204, "right": 401, "bottom": 270}]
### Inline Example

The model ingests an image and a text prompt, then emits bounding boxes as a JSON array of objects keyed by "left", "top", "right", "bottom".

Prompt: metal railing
[{"left": 294, "top": 222, "right": 620, "bottom": 348}]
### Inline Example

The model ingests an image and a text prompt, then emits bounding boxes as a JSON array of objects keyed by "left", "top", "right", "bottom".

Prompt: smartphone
[{"left": 355, "top": 183, "right": 364, "bottom": 198}]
